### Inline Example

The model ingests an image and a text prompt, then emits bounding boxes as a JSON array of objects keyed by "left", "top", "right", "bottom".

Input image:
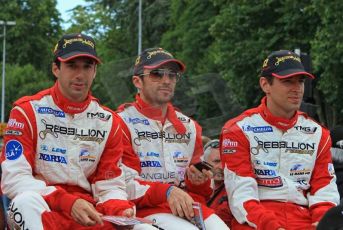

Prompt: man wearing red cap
[
  {"left": 1, "top": 34, "right": 173, "bottom": 229},
  {"left": 220, "top": 50, "right": 339, "bottom": 229},
  {"left": 117, "top": 48, "right": 229, "bottom": 229}
]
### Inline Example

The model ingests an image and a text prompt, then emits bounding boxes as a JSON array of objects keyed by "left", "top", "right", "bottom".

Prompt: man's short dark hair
[
  {"left": 262, "top": 75, "right": 274, "bottom": 84},
  {"left": 54, "top": 59, "right": 61, "bottom": 69}
]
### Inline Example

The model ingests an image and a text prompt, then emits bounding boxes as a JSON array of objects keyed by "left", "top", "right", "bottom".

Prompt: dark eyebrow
[
  {"left": 65, "top": 60, "right": 76, "bottom": 64},
  {"left": 84, "top": 59, "right": 95, "bottom": 65}
]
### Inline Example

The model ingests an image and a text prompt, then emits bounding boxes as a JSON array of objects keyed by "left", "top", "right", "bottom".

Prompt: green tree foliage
[
  {"left": 70, "top": 0, "right": 172, "bottom": 62},
  {"left": 162, "top": 0, "right": 219, "bottom": 75},
  {"left": 0, "top": 0, "right": 61, "bottom": 120},
  {"left": 3, "top": 64, "right": 54, "bottom": 118},
  {"left": 210, "top": 0, "right": 319, "bottom": 108},
  {"left": 0, "top": 0, "right": 62, "bottom": 72},
  {"left": 68, "top": 0, "right": 173, "bottom": 109},
  {"left": 160, "top": 0, "right": 242, "bottom": 135},
  {"left": 1, "top": 0, "right": 342, "bottom": 128},
  {"left": 311, "top": 1, "right": 343, "bottom": 126}
]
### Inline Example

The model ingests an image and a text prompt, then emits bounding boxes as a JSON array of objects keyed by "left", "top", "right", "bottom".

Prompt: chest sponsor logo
[
  {"left": 37, "top": 107, "right": 65, "bottom": 117},
  {"left": 256, "top": 176, "right": 283, "bottom": 188},
  {"left": 126, "top": 117, "right": 150, "bottom": 125},
  {"left": 138, "top": 151, "right": 160, "bottom": 157},
  {"left": 40, "top": 145, "right": 66, "bottom": 154},
  {"left": 294, "top": 125, "right": 317, "bottom": 134},
  {"left": 5, "top": 140, "right": 23, "bottom": 160},
  {"left": 140, "top": 160, "right": 162, "bottom": 168},
  {"left": 7, "top": 119, "right": 24, "bottom": 129},
  {"left": 178, "top": 117, "right": 190, "bottom": 123},
  {"left": 254, "top": 160, "right": 277, "bottom": 167},
  {"left": 4, "top": 130, "right": 23, "bottom": 136},
  {"left": 296, "top": 179, "right": 308, "bottom": 186},
  {"left": 133, "top": 129, "right": 191, "bottom": 146},
  {"left": 142, "top": 172, "right": 176, "bottom": 181},
  {"left": 242, "top": 125, "right": 273, "bottom": 133},
  {"left": 173, "top": 151, "right": 188, "bottom": 165},
  {"left": 251, "top": 136, "right": 315, "bottom": 155},
  {"left": 39, "top": 153, "right": 67, "bottom": 164},
  {"left": 255, "top": 169, "right": 277, "bottom": 176},
  {"left": 87, "top": 112, "right": 111, "bottom": 121},
  {"left": 39, "top": 119, "right": 107, "bottom": 143},
  {"left": 79, "top": 149, "right": 96, "bottom": 162},
  {"left": 289, "top": 164, "right": 311, "bottom": 176}
]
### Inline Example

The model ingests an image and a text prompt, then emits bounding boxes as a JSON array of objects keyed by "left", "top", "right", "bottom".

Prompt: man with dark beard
[{"left": 117, "top": 48, "right": 229, "bottom": 230}]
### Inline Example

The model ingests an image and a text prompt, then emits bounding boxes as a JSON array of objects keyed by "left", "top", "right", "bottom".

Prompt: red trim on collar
[
  {"left": 51, "top": 82, "right": 94, "bottom": 114},
  {"left": 259, "top": 97, "right": 298, "bottom": 131},
  {"left": 133, "top": 94, "right": 186, "bottom": 134}
]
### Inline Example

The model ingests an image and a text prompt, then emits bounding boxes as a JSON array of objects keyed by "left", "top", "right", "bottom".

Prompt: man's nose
[{"left": 161, "top": 73, "right": 173, "bottom": 83}]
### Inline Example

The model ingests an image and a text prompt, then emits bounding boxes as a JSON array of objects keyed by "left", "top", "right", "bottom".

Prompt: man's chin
[{"left": 157, "top": 96, "right": 173, "bottom": 104}]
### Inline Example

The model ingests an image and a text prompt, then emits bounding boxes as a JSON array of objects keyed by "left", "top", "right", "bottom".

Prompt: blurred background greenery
[{"left": 0, "top": 0, "right": 342, "bottom": 137}]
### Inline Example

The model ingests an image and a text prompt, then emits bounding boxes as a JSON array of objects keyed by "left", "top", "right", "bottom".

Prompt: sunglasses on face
[
  {"left": 204, "top": 140, "right": 220, "bottom": 152},
  {"left": 139, "top": 69, "right": 181, "bottom": 82}
]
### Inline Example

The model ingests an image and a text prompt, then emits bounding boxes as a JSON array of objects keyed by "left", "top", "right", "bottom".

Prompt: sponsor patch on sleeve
[
  {"left": 4, "top": 130, "right": 23, "bottom": 136},
  {"left": 5, "top": 140, "right": 23, "bottom": 160},
  {"left": 222, "top": 138, "right": 238, "bottom": 154}
]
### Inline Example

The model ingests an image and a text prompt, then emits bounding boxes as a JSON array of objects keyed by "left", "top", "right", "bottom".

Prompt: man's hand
[
  {"left": 121, "top": 208, "right": 135, "bottom": 218},
  {"left": 186, "top": 165, "right": 213, "bottom": 185},
  {"left": 71, "top": 199, "right": 103, "bottom": 226},
  {"left": 167, "top": 186, "right": 194, "bottom": 220}
]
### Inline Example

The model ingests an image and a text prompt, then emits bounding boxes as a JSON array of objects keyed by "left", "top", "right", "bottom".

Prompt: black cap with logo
[
  {"left": 133, "top": 47, "right": 185, "bottom": 75},
  {"left": 53, "top": 33, "right": 101, "bottom": 63},
  {"left": 260, "top": 50, "right": 314, "bottom": 79}
]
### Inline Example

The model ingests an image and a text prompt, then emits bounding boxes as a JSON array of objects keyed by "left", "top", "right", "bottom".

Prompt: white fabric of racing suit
[
  {"left": 221, "top": 97, "right": 339, "bottom": 229},
  {"left": 117, "top": 94, "right": 229, "bottom": 230},
  {"left": 1, "top": 83, "right": 170, "bottom": 230}
]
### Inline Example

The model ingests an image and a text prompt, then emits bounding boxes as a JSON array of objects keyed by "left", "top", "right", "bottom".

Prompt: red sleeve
[
  {"left": 86, "top": 112, "right": 134, "bottom": 215},
  {"left": 309, "top": 128, "right": 339, "bottom": 223},
  {"left": 131, "top": 180, "right": 171, "bottom": 208},
  {"left": 214, "top": 201, "right": 233, "bottom": 228},
  {"left": 220, "top": 122, "right": 282, "bottom": 229},
  {"left": 96, "top": 199, "right": 135, "bottom": 215},
  {"left": 184, "top": 121, "right": 212, "bottom": 199},
  {"left": 88, "top": 113, "right": 123, "bottom": 183},
  {"left": 118, "top": 116, "right": 141, "bottom": 174},
  {"left": 190, "top": 121, "right": 203, "bottom": 164}
]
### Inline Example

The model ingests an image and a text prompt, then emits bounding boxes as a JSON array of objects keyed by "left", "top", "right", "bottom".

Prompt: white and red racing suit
[
  {"left": 117, "top": 95, "right": 229, "bottom": 229},
  {"left": 1, "top": 83, "right": 171, "bottom": 230},
  {"left": 220, "top": 97, "right": 339, "bottom": 229}
]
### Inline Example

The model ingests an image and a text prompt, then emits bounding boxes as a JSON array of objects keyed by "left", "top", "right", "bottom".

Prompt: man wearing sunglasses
[
  {"left": 117, "top": 48, "right": 229, "bottom": 229},
  {"left": 220, "top": 50, "right": 339, "bottom": 229}
]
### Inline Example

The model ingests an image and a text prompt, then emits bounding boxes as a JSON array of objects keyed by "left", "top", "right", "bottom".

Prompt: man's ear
[
  {"left": 52, "top": 62, "right": 59, "bottom": 79},
  {"left": 260, "top": 77, "right": 270, "bottom": 94},
  {"left": 93, "top": 65, "right": 97, "bottom": 78},
  {"left": 132, "top": 75, "right": 143, "bottom": 90}
]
